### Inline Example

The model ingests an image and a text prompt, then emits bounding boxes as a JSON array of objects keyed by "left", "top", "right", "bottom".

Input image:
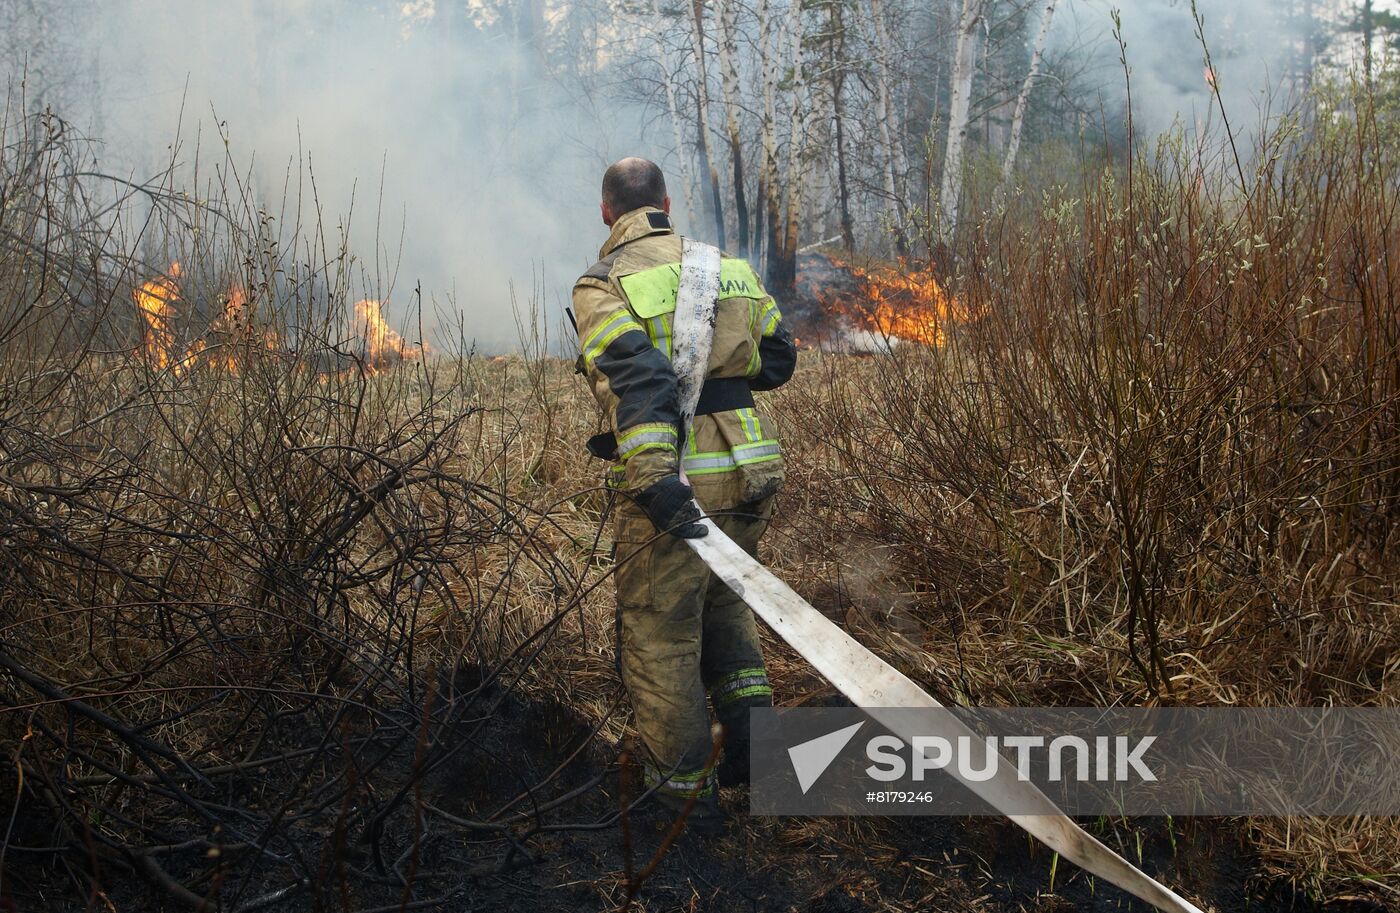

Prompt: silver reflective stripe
[
  {"left": 618, "top": 429, "right": 677, "bottom": 459},
  {"left": 713, "top": 673, "right": 770, "bottom": 697},
  {"left": 683, "top": 452, "right": 735, "bottom": 472},
  {"left": 733, "top": 441, "right": 780, "bottom": 463},
  {"left": 681, "top": 442, "right": 781, "bottom": 474},
  {"left": 582, "top": 310, "right": 642, "bottom": 366},
  {"left": 647, "top": 315, "right": 672, "bottom": 359},
  {"left": 644, "top": 765, "right": 714, "bottom": 795},
  {"left": 737, "top": 407, "right": 761, "bottom": 443}
]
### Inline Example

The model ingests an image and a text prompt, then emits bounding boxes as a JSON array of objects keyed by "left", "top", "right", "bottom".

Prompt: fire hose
[{"left": 667, "top": 238, "right": 1205, "bottom": 913}]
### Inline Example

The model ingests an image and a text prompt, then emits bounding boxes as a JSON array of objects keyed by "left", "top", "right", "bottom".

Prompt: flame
[
  {"left": 354, "top": 299, "right": 426, "bottom": 369},
  {"left": 224, "top": 286, "right": 247, "bottom": 322},
  {"left": 134, "top": 263, "right": 182, "bottom": 370},
  {"left": 134, "top": 265, "right": 426, "bottom": 375},
  {"left": 133, "top": 263, "right": 258, "bottom": 373},
  {"left": 815, "top": 255, "right": 957, "bottom": 347}
]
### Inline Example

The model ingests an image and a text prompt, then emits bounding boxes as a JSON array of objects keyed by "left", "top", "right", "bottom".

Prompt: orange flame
[
  {"left": 134, "top": 263, "right": 182, "bottom": 370},
  {"left": 816, "top": 256, "right": 957, "bottom": 347},
  {"left": 354, "top": 299, "right": 427, "bottom": 369},
  {"left": 134, "top": 266, "right": 426, "bottom": 375}
]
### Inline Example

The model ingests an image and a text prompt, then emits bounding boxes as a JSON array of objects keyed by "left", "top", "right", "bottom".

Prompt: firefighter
[{"left": 572, "top": 158, "right": 798, "bottom": 831}]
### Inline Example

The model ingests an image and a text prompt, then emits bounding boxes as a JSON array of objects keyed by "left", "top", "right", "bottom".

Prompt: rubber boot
[{"left": 648, "top": 789, "right": 726, "bottom": 838}]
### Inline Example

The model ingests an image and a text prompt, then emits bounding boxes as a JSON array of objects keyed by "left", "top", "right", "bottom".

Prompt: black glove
[{"left": 634, "top": 477, "right": 708, "bottom": 539}]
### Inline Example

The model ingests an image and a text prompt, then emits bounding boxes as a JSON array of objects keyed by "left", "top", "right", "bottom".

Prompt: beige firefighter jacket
[{"left": 572, "top": 206, "right": 797, "bottom": 509}]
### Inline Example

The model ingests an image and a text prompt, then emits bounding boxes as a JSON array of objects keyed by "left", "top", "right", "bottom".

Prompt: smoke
[
  {"left": 2, "top": 0, "right": 1366, "bottom": 353},
  {"left": 1060, "top": 0, "right": 1309, "bottom": 139},
  {"left": 12, "top": 0, "right": 659, "bottom": 352}
]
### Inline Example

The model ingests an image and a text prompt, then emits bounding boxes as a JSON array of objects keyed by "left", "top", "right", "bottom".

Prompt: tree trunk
[
  {"left": 867, "top": 0, "right": 906, "bottom": 255},
  {"left": 997, "top": 0, "right": 1057, "bottom": 201},
  {"left": 691, "top": 0, "right": 727, "bottom": 248},
  {"left": 758, "top": 0, "right": 781, "bottom": 271},
  {"left": 937, "top": 0, "right": 984, "bottom": 246},
  {"left": 826, "top": 0, "right": 854, "bottom": 253},
  {"left": 1363, "top": 0, "right": 1375, "bottom": 85},
  {"left": 769, "top": 0, "right": 807, "bottom": 295},
  {"left": 718, "top": 0, "right": 751, "bottom": 257},
  {"left": 654, "top": 0, "right": 700, "bottom": 227}
]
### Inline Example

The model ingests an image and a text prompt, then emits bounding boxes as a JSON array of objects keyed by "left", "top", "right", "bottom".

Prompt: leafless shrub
[
  {"left": 0, "top": 93, "right": 631, "bottom": 911},
  {"left": 775, "top": 84, "right": 1399, "bottom": 895}
]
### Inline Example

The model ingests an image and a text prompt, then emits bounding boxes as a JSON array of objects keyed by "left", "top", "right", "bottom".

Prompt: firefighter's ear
[
  {"left": 662, "top": 196, "right": 671, "bottom": 216},
  {"left": 600, "top": 200, "right": 614, "bottom": 227}
]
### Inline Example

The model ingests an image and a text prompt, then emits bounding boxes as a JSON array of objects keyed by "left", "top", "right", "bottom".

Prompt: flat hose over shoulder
[
  {"left": 671, "top": 237, "right": 722, "bottom": 453},
  {"left": 668, "top": 240, "right": 1205, "bottom": 913}
]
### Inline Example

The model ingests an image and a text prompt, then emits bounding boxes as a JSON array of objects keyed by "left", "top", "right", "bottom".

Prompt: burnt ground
[
  {"left": 784, "top": 251, "right": 865, "bottom": 343},
  {"left": 6, "top": 684, "right": 1392, "bottom": 913}
]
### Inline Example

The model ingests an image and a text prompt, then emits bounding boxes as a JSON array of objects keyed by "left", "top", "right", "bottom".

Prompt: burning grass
[
  {"left": 131, "top": 260, "right": 425, "bottom": 376},
  {"left": 797, "top": 252, "right": 960, "bottom": 347}
]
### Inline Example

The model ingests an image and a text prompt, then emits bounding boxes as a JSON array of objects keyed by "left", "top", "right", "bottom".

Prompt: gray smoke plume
[
  {"left": 8, "top": 0, "right": 658, "bottom": 352},
  {"left": 1063, "top": 0, "right": 1316, "bottom": 138},
  {"left": 2, "top": 0, "right": 1364, "bottom": 351}
]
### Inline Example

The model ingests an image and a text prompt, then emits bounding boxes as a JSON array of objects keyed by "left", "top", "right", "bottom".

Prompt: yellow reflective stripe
[
  {"left": 647, "top": 314, "right": 672, "bottom": 359},
  {"left": 682, "top": 450, "right": 738, "bottom": 475},
  {"left": 759, "top": 297, "right": 782, "bottom": 336},
  {"left": 681, "top": 440, "right": 781, "bottom": 475},
  {"left": 712, "top": 666, "right": 772, "bottom": 706},
  {"left": 746, "top": 300, "right": 762, "bottom": 376},
  {"left": 617, "top": 423, "right": 677, "bottom": 459},
  {"left": 716, "top": 684, "right": 773, "bottom": 706},
  {"left": 644, "top": 764, "right": 716, "bottom": 796},
  {"left": 582, "top": 310, "right": 644, "bottom": 366},
  {"left": 733, "top": 441, "right": 781, "bottom": 464},
  {"left": 713, "top": 666, "right": 767, "bottom": 690},
  {"left": 737, "top": 408, "right": 762, "bottom": 443}
]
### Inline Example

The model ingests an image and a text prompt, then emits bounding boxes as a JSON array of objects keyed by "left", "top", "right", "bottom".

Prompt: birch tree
[
  {"left": 936, "top": 0, "right": 984, "bottom": 244},
  {"left": 867, "top": 0, "right": 907, "bottom": 254},
  {"left": 769, "top": 0, "right": 808, "bottom": 293},
  {"left": 717, "top": 0, "right": 750, "bottom": 256},
  {"left": 822, "top": 0, "right": 855, "bottom": 253},
  {"left": 758, "top": 0, "right": 782, "bottom": 270},
  {"left": 653, "top": 0, "right": 700, "bottom": 226},
  {"left": 690, "top": 0, "right": 727, "bottom": 248},
  {"left": 998, "top": 0, "right": 1057, "bottom": 199}
]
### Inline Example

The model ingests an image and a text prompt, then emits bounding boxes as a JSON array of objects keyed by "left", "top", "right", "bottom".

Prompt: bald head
[{"left": 600, "top": 157, "right": 668, "bottom": 226}]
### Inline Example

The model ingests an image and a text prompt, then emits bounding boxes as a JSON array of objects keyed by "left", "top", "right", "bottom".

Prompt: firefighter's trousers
[{"left": 614, "top": 496, "right": 775, "bottom": 798}]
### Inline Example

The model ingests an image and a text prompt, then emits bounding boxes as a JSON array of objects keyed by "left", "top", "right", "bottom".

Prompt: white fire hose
[{"left": 668, "top": 239, "right": 1205, "bottom": 913}]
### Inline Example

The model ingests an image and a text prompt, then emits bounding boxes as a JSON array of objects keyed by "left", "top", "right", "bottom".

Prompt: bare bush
[
  {"left": 773, "top": 86, "right": 1399, "bottom": 892},
  {"left": 0, "top": 97, "right": 632, "bottom": 911}
]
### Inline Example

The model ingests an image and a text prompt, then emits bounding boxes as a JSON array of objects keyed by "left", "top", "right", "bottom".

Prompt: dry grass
[
  {"left": 2, "top": 76, "right": 1399, "bottom": 910},
  {"left": 759, "top": 83, "right": 1400, "bottom": 898}
]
